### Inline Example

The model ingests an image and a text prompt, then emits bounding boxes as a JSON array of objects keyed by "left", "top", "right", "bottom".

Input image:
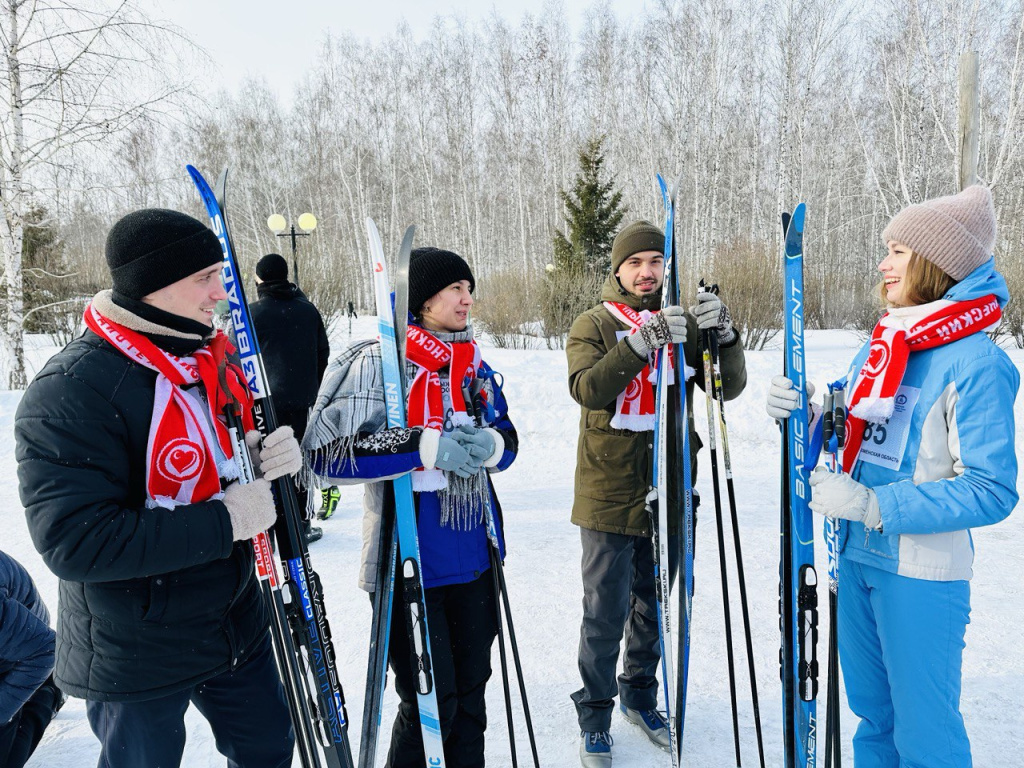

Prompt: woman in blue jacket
[
  {"left": 767, "top": 185, "right": 1018, "bottom": 768},
  {"left": 0, "top": 550, "right": 61, "bottom": 768},
  {"left": 303, "top": 247, "right": 518, "bottom": 768}
]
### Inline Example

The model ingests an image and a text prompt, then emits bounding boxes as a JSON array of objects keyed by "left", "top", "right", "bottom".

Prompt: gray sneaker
[
  {"left": 580, "top": 730, "right": 613, "bottom": 767},
  {"left": 620, "top": 704, "right": 670, "bottom": 751}
]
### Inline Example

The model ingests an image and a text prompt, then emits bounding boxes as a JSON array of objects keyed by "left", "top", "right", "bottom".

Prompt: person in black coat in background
[
  {"left": 0, "top": 550, "right": 61, "bottom": 768},
  {"left": 15, "top": 209, "right": 303, "bottom": 768},
  {"left": 249, "top": 253, "right": 331, "bottom": 542}
]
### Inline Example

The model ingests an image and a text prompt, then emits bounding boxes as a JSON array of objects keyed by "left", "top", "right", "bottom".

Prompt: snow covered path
[{"left": 4, "top": 326, "right": 1022, "bottom": 767}]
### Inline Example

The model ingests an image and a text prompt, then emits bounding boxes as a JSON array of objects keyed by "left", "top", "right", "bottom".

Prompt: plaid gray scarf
[{"left": 301, "top": 328, "right": 490, "bottom": 530}]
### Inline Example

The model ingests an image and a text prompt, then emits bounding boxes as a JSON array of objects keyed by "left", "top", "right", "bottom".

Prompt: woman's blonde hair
[{"left": 878, "top": 250, "right": 957, "bottom": 307}]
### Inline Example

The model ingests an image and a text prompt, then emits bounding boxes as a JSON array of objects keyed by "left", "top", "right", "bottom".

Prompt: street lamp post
[{"left": 267, "top": 212, "right": 318, "bottom": 288}]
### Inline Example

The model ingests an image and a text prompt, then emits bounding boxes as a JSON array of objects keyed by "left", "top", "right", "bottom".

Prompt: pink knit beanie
[{"left": 881, "top": 185, "right": 996, "bottom": 281}]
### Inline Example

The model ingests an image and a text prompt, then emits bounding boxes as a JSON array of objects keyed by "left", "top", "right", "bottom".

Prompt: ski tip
[
  {"left": 792, "top": 203, "right": 806, "bottom": 233},
  {"left": 186, "top": 165, "right": 206, "bottom": 188},
  {"left": 656, "top": 174, "right": 670, "bottom": 208},
  {"left": 399, "top": 224, "right": 416, "bottom": 256},
  {"left": 781, "top": 210, "right": 792, "bottom": 235}
]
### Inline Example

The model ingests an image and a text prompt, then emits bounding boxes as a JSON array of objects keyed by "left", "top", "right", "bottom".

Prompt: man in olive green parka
[{"left": 568, "top": 220, "right": 747, "bottom": 766}]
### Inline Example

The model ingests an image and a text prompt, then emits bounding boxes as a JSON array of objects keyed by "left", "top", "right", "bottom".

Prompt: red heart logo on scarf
[
  {"left": 862, "top": 339, "right": 890, "bottom": 379},
  {"left": 157, "top": 438, "right": 205, "bottom": 482},
  {"left": 170, "top": 448, "right": 198, "bottom": 475}
]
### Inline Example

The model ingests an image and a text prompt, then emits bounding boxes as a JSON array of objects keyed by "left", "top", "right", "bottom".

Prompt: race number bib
[{"left": 857, "top": 385, "right": 921, "bottom": 471}]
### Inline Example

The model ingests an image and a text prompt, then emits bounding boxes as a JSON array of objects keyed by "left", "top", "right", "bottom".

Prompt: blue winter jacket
[
  {"left": 311, "top": 355, "right": 517, "bottom": 590},
  {"left": 0, "top": 551, "right": 54, "bottom": 724},
  {"left": 837, "top": 259, "right": 1018, "bottom": 581}
]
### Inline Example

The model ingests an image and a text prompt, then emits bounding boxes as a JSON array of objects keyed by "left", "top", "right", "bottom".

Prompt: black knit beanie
[
  {"left": 256, "top": 253, "right": 289, "bottom": 282},
  {"left": 105, "top": 209, "right": 223, "bottom": 300},
  {"left": 409, "top": 247, "right": 475, "bottom": 316},
  {"left": 611, "top": 220, "right": 664, "bottom": 273}
]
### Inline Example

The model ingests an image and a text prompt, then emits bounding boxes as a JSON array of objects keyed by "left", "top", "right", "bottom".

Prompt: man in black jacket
[
  {"left": 250, "top": 253, "right": 331, "bottom": 542},
  {"left": 16, "top": 209, "right": 302, "bottom": 768}
]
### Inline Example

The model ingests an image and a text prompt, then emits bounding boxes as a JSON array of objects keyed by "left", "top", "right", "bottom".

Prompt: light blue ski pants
[{"left": 838, "top": 557, "right": 972, "bottom": 768}]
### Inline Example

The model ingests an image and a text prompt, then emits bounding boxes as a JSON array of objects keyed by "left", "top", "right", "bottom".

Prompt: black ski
[{"left": 189, "top": 165, "right": 355, "bottom": 768}]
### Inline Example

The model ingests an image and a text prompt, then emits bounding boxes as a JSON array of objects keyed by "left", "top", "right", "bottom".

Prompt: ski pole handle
[
  {"left": 822, "top": 390, "right": 834, "bottom": 445},
  {"left": 833, "top": 388, "right": 846, "bottom": 449}
]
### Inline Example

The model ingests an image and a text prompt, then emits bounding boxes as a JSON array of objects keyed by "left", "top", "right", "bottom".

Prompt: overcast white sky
[{"left": 154, "top": 0, "right": 647, "bottom": 103}]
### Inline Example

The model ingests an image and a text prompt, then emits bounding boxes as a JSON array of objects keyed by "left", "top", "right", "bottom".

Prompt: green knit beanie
[{"left": 611, "top": 220, "right": 664, "bottom": 273}]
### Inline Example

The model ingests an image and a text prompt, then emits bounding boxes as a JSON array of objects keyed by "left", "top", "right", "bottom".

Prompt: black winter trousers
[
  {"left": 0, "top": 675, "right": 62, "bottom": 768},
  {"left": 85, "top": 633, "right": 293, "bottom": 768},
  {"left": 385, "top": 571, "right": 499, "bottom": 768},
  {"left": 572, "top": 527, "right": 681, "bottom": 732}
]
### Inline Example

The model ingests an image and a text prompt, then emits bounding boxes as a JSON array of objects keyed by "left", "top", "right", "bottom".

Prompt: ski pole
[
  {"left": 823, "top": 384, "right": 845, "bottom": 768},
  {"left": 466, "top": 382, "right": 541, "bottom": 768},
  {"left": 490, "top": 549, "right": 518, "bottom": 768},
  {"left": 357, "top": 491, "right": 397, "bottom": 768},
  {"left": 701, "top": 280, "right": 766, "bottom": 768},
  {"left": 224, "top": 403, "right": 323, "bottom": 768},
  {"left": 697, "top": 281, "right": 742, "bottom": 766},
  {"left": 495, "top": 558, "right": 541, "bottom": 767}
]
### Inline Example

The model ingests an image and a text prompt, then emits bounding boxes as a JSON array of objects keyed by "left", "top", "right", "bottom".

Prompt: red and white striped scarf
[
  {"left": 405, "top": 325, "right": 482, "bottom": 489},
  {"left": 84, "top": 303, "right": 254, "bottom": 507},
  {"left": 603, "top": 302, "right": 673, "bottom": 432},
  {"left": 844, "top": 294, "right": 1000, "bottom": 472}
]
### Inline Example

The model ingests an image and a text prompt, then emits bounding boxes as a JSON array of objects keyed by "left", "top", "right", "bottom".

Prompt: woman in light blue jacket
[{"left": 767, "top": 185, "right": 1018, "bottom": 768}]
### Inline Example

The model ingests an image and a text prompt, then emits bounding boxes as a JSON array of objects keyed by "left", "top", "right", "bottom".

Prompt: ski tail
[{"left": 189, "top": 165, "right": 354, "bottom": 768}]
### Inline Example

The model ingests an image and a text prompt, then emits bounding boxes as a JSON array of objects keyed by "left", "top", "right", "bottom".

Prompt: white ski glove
[
  {"left": 223, "top": 478, "right": 278, "bottom": 541},
  {"left": 248, "top": 426, "right": 302, "bottom": 482},
  {"left": 690, "top": 291, "right": 735, "bottom": 343},
  {"left": 626, "top": 305, "right": 687, "bottom": 358},
  {"left": 808, "top": 468, "right": 882, "bottom": 530},
  {"left": 766, "top": 376, "right": 816, "bottom": 421}
]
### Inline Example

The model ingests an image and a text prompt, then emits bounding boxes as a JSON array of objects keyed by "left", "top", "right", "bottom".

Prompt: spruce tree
[
  {"left": 543, "top": 136, "right": 627, "bottom": 347},
  {"left": 552, "top": 136, "right": 626, "bottom": 275}
]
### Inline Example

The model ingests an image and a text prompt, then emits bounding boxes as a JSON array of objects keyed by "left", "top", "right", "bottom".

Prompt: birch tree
[{"left": 0, "top": 0, "right": 196, "bottom": 388}]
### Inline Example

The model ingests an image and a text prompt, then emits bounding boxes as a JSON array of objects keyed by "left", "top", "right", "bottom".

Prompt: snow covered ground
[{"left": 5, "top": 320, "right": 1023, "bottom": 767}]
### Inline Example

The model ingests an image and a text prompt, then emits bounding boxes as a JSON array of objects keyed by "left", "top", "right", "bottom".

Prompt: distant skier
[
  {"left": 303, "top": 247, "right": 519, "bottom": 767},
  {"left": 566, "top": 220, "right": 746, "bottom": 765},
  {"left": 15, "top": 209, "right": 301, "bottom": 768},
  {"left": 249, "top": 252, "right": 331, "bottom": 543},
  {"left": 768, "top": 185, "right": 1018, "bottom": 768}
]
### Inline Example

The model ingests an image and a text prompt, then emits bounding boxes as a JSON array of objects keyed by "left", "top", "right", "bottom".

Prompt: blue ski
[
  {"left": 366, "top": 218, "right": 447, "bottom": 768},
  {"left": 359, "top": 224, "right": 414, "bottom": 768},
  {"left": 780, "top": 203, "right": 818, "bottom": 768},
  {"left": 650, "top": 172, "right": 693, "bottom": 765}
]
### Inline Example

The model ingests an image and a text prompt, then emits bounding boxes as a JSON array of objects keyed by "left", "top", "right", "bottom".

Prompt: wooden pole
[{"left": 958, "top": 52, "right": 980, "bottom": 191}]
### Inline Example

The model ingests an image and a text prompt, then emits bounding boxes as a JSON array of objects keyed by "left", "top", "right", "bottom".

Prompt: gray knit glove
[
  {"left": 626, "top": 305, "right": 687, "bottom": 357},
  {"left": 419, "top": 428, "right": 482, "bottom": 478},
  {"left": 691, "top": 291, "right": 734, "bottom": 343},
  {"left": 223, "top": 478, "right": 277, "bottom": 541},
  {"left": 453, "top": 424, "right": 502, "bottom": 467}
]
